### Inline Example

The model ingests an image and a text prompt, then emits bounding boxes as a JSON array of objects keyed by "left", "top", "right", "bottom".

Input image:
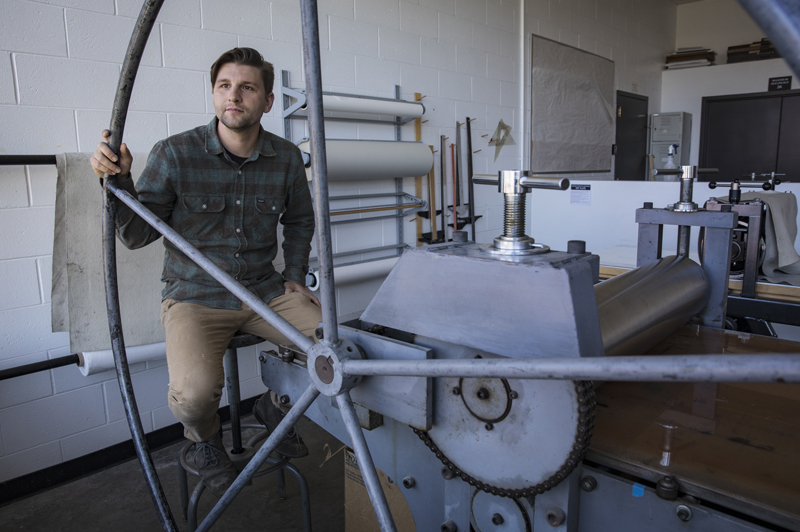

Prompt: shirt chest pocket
[
  {"left": 181, "top": 194, "right": 226, "bottom": 240},
  {"left": 253, "top": 196, "right": 283, "bottom": 243}
]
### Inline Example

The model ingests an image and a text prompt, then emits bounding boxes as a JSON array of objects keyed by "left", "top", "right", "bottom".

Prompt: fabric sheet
[
  {"left": 725, "top": 191, "right": 800, "bottom": 285},
  {"left": 52, "top": 153, "right": 166, "bottom": 352}
]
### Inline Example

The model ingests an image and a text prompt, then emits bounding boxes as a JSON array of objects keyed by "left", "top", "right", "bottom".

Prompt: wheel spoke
[
  {"left": 196, "top": 384, "right": 320, "bottom": 532},
  {"left": 336, "top": 392, "right": 398, "bottom": 531}
]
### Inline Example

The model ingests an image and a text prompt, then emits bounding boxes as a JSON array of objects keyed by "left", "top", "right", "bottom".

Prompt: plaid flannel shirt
[{"left": 115, "top": 118, "right": 315, "bottom": 310}]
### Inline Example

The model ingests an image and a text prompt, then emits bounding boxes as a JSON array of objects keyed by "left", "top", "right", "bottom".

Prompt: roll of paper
[
  {"left": 78, "top": 342, "right": 167, "bottom": 376},
  {"left": 320, "top": 95, "right": 424, "bottom": 118},
  {"left": 298, "top": 140, "right": 433, "bottom": 181},
  {"left": 308, "top": 257, "right": 400, "bottom": 291}
]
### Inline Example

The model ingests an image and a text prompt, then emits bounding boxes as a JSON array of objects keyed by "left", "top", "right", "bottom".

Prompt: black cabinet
[{"left": 699, "top": 89, "right": 800, "bottom": 182}]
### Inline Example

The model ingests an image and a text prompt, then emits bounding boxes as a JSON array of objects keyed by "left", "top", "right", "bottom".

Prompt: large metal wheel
[{"left": 101, "top": 1, "right": 800, "bottom": 531}]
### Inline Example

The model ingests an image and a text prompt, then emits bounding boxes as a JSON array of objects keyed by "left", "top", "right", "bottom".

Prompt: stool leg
[
  {"left": 178, "top": 458, "right": 189, "bottom": 522},
  {"left": 283, "top": 462, "right": 313, "bottom": 532},
  {"left": 188, "top": 481, "right": 206, "bottom": 532},
  {"left": 278, "top": 468, "right": 286, "bottom": 499},
  {"left": 222, "top": 347, "right": 243, "bottom": 454}
]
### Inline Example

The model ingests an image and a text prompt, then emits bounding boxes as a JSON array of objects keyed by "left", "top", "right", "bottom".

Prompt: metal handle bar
[
  {"left": 709, "top": 181, "right": 776, "bottom": 190},
  {"left": 473, "top": 173, "right": 569, "bottom": 190},
  {"left": 651, "top": 167, "right": 719, "bottom": 176}
]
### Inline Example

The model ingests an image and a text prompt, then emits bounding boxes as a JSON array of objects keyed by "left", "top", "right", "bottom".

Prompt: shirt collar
[{"left": 205, "top": 118, "right": 277, "bottom": 160}]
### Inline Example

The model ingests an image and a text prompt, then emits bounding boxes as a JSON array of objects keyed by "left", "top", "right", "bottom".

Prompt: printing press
[
  {"left": 256, "top": 169, "right": 800, "bottom": 531},
  {"left": 93, "top": 1, "right": 800, "bottom": 531}
]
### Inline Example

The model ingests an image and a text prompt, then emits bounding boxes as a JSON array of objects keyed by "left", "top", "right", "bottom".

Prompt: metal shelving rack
[{"left": 280, "top": 71, "right": 427, "bottom": 267}]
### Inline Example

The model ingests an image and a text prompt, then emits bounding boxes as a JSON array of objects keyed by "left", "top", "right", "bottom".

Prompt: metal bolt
[
  {"left": 492, "top": 513, "right": 504, "bottom": 525},
  {"left": 402, "top": 476, "right": 416, "bottom": 489},
  {"left": 441, "top": 520, "right": 458, "bottom": 532},
  {"left": 452, "top": 387, "right": 461, "bottom": 396},
  {"left": 476, "top": 388, "right": 490, "bottom": 400},
  {"left": 580, "top": 476, "right": 597, "bottom": 492},
  {"left": 656, "top": 476, "right": 679, "bottom": 500},
  {"left": 441, "top": 466, "right": 454, "bottom": 480},
  {"left": 279, "top": 395, "right": 290, "bottom": 405},
  {"left": 485, "top": 423, "right": 494, "bottom": 431},
  {"left": 258, "top": 353, "right": 267, "bottom": 363},
  {"left": 676, "top": 505, "right": 693, "bottom": 522},
  {"left": 643, "top": 202, "right": 653, "bottom": 209},
  {"left": 545, "top": 507, "right": 566, "bottom": 527},
  {"left": 509, "top": 390, "right": 518, "bottom": 399},
  {"left": 314, "top": 327, "right": 324, "bottom": 339}
]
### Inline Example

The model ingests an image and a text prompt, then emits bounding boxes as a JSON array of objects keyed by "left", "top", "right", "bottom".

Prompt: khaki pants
[{"left": 161, "top": 292, "right": 322, "bottom": 442}]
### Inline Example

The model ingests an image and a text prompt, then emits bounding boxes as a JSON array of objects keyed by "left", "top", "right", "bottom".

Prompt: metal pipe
[
  {"left": 340, "top": 355, "right": 800, "bottom": 382},
  {"left": 677, "top": 166, "right": 696, "bottom": 257},
  {"left": 300, "top": 0, "right": 339, "bottom": 347},
  {"left": 595, "top": 255, "right": 710, "bottom": 357},
  {"left": 336, "top": 392, "right": 398, "bottom": 531},
  {"left": 473, "top": 176, "right": 499, "bottom": 186},
  {"left": 440, "top": 135, "right": 447, "bottom": 241},
  {"left": 107, "top": 183, "right": 314, "bottom": 353},
  {"left": 519, "top": 176, "right": 570, "bottom": 190},
  {"left": 466, "top": 117, "right": 476, "bottom": 241},
  {"left": 101, "top": 1, "right": 176, "bottom": 531},
  {"left": 0, "top": 354, "right": 79, "bottom": 381},
  {"left": 330, "top": 201, "right": 425, "bottom": 216},
  {"left": 196, "top": 384, "right": 321, "bottom": 532},
  {"left": 736, "top": 0, "right": 800, "bottom": 79},
  {"left": 222, "top": 348, "right": 243, "bottom": 454},
  {"left": 0, "top": 155, "right": 57, "bottom": 166}
]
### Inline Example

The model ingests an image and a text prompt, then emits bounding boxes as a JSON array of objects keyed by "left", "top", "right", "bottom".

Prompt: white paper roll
[
  {"left": 320, "top": 95, "right": 425, "bottom": 118},
  {"left": 308, "top": 257, "right": 400, "bottom": 291},
  {"left": 78, "top": 342, "right": 167, "bottom": 376},
  {"left": 298, "top": 140, "right": 433, "bottom": 181}
]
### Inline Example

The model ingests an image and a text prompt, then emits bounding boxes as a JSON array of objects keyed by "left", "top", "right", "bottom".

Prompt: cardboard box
[{"left": 344, "top": 448, "right": 416, "bottom": 532}]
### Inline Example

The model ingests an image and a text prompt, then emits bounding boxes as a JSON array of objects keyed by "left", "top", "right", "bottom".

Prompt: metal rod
[
  {"left": 736, "top": 0, "right": 800, "bottom": 80},
  {"left": 0, "top": 155, "right": 58, "bottom": 166},
  {"left": 0, "top": 354, "right": 79, "bottom": 381},
  {"left": 196, "top": 384, "right": 321, "bottom": 532},
  {"left": 455, "top": 121, "right": 463, "bottom": 206},
  {"left": 331, "top": 192, "right": 406, "bottom": 201},
  {"left": 222, "top": 348, "right": 243, "bottom": 454},
  {"left": 107, "top": 183, "right": 314, "bottom": 353},
  {"left": 311, "top": 243, "right": 407, "bottom": 263},
  {"left": 300, "top": 0, "right": 339, "bottom": 347},
  {"left": 340, "top": 355, "right": 800, "bottom": 382},
  {"left": 465, "top": 117, "right": 476, "bottom": 242},
  {"left": 102, "top": 1, "right": 176, "bottom": 531},
  {"left": 331, "top": 212, "right": 414, "bottom": 226},
  {"left": 336, "top": 392, "right": 398, "bottom": 531},
  {"left": 439, "top": 135, "right": 447, "bottom": 242},
  {"left": 331, "top": 202, "right": 424, "bottom": 216},
  {"left": 519, "top": 176, "right": 570, "bottom": 190}
]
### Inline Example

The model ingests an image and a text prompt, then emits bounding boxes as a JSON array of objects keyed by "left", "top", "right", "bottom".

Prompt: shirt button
[
  {"left": 272, "top": 206, "right": 276, "bottom": 211},
  {"left": 236, "top": 228, "right": 241, "bottom": 233},
  {"left": 234, "top": 275, "right": 239, "bottom": 280},
  {"left": 202, "top": 204, "right": 207, "bottom": 209},
  {"left": 238, "top": 170, "right": 242, "bottom": 175},
  {"left": 235, "top": 253, "right": 240, "bottom": 258},
  {"left": 236, "top": 200, "right": 241, "bottom": 205}
]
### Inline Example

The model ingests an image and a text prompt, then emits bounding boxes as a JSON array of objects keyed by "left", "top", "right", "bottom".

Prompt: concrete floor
[{"left": 0, "top": 416, "right": 346, "bottom": 531}]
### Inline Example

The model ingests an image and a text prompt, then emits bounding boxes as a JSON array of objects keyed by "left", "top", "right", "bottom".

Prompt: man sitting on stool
[{"left": 91, "top": 47, "right": 322, "bottom": 497}]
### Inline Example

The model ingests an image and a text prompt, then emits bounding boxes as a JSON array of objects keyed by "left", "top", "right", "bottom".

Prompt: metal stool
[{"left": 176, "top": 333, "right": 313, "bottom": 531}]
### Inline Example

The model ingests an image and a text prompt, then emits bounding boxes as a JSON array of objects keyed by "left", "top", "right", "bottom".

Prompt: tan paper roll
[
  {"left": 320, "top": 95, "right": 424, "bottom": 118},
  {"left": 298, "top": 140, "right": 434, "bottom": 181},
  {"left": 78, "top": 342, "right": 166, "bottom": 376}
]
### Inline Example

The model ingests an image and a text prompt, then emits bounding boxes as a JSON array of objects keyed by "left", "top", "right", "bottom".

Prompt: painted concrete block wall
[{"left": 0, "top": 0, "right": 675, "bottom": 482}]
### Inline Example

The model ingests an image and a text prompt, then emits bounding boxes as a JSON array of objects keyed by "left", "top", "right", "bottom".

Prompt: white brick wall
[{"left": 0, "top": 0, "right": 677, "bottom": 484}]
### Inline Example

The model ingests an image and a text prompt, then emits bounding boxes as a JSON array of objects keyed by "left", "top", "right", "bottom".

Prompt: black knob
[{"left": 491, "top": 513, "right": 504, "bottom": 525}]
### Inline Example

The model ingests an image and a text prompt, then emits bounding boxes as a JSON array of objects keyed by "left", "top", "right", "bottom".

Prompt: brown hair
[{"left": 210, "top": 47, "right": 274, "bottom": 94}]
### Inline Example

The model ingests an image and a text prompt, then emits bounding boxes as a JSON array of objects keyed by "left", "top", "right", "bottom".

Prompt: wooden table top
[{"left": 590, "top": 325, "right": 800, "bottom": 527}]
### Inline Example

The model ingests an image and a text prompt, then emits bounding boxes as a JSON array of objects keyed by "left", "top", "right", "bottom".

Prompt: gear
[{"left": 413, "top": 380, "right": 595, "bottom": 499}]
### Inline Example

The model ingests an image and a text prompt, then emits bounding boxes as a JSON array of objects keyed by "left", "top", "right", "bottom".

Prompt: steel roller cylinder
[{"left": 595, "top": 256, "right": 711, "bottom": 357}]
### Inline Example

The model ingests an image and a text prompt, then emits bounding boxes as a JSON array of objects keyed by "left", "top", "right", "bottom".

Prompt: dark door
[
  {"left": 615, "top": 91, "right": 649, "bottom": 180},
  {"left": 699, "top": 89, "right": 800, "bottom": 181}
]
